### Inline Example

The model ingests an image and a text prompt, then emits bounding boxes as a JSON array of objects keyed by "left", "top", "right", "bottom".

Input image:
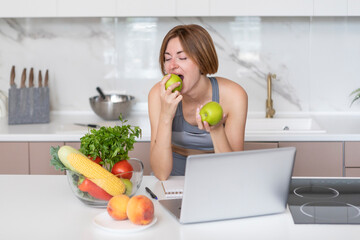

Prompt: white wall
[{"left": 0, "top": 17, "right": 359, "bottom": 114}]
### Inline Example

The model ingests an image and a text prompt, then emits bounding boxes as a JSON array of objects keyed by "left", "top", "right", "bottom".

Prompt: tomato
[
  {"left": 89, "top": 156, "right": 102, "bottom": 165},
  {"left": 111, "top": 160, "right": 133, "bottom": 180}
]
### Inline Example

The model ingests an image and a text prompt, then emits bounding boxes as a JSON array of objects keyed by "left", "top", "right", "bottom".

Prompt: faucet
[{"left": 266, "top": 73, "right": 276, "bottom": 118}]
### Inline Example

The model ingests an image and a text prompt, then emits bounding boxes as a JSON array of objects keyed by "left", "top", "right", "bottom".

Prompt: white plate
[{"left": 93, "top": 211, "right": 157, "bottom": 233}]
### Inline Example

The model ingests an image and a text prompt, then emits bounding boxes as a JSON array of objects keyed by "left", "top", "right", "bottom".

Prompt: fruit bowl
[{"left": 66, "top": 158, "right": 144, "bottom": 208}]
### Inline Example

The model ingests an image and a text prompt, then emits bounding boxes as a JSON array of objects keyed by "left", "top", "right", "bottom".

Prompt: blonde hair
[{"left": 159, "top": 24, "right": 218, "bottom": 76}]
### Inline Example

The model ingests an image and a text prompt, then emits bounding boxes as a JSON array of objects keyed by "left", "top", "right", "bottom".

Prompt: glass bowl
[{"left": 66, "top": 158, "right": 144, "bottom": 208}]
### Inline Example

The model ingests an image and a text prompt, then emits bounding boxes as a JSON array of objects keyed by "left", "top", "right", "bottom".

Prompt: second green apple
[
  {"left": 120, "top": 178, "right": 133, "bottom": 196},
  {"left": 199, "top": 101, "right": 223, "bottom": 126},
  {"left": 165, "top": 74, "right": 183, "bottom": 92}
]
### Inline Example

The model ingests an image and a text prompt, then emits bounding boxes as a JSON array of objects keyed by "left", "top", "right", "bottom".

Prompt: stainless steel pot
[{"left": 89, "top": 94, "right": 135, "bottom": 120}]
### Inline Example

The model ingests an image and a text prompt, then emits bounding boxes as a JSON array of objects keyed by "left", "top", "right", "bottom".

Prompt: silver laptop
[{"left": 159, "top": 147, "right": 296, "bottom": 224}]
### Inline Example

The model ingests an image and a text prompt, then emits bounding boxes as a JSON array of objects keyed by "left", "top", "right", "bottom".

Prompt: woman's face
[{"left": 164, "top": 37, "right": 201, "bottom": 93}]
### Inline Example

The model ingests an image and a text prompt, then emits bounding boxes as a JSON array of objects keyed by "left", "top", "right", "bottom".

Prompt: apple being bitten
[
  {"left": 165, "top": 74, "right": 183, "bottom": 92},
  {"left": 199, "top": 101, "right": 223, "bottom": 126}
]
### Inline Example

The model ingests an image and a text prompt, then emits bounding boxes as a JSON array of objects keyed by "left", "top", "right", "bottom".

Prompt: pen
[{"left": 145, "top": 187, "right": 158, "bottom": 200}]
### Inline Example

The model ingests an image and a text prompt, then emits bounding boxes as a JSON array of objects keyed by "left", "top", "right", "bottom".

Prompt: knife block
[{"left": 8, "top": 87, "right": 50, "bottom": 125}]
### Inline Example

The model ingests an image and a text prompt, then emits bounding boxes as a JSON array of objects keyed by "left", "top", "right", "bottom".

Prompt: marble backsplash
[{"left": 0, "top": 16, "right": 359, "bottom": 115}]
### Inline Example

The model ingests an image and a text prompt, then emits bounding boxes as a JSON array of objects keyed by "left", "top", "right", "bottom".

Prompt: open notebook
[{"left": 161, "top": 176, "right": 184, "bottom": 199}]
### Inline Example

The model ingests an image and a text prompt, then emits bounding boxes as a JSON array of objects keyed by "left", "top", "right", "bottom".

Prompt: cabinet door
[
  {"left": 279, "top": 142, "right": 343, "bottom": 177},
  {"left": 313, "top": 0, "right": 347, "bottom": 16},
  {"left": 0, "top": 142, "right": 29, "bottom": 174},
  {"left": 244, "top": 142, "right": 278, "bottom": 151},
  {"left": 344, "top": 142, "right": 360, "bottom": 177},
  {"left": 65, "top": 142, "right": 81, "bottom": 150},
  {"left": 129, "top": 142, "right": 151, "bottom": 175},
  {"left": 0, "top": 0, "right": 57, "bottom": 17},
  {"left": 348, "top": 0, "right": 360, "bottom": 16},
  {"left": 57, "top": 0, "right": 116, "bottom": 17},
  {"left": 117, "top": 0, "right": 176, "bottom": 16},
  {"left": 177, "top": 0, "right": 210, "bottom": 16},
  {"left": 345, "top": 168, "right": 360, "bottom": 177},
  {"left": 210, "top": 0, "right": 313, "bottom": 16},
  {"left": 29, "top": 142, "right": 65, "bottom": 175},
  {"left": 345, "top": 142, "right": 360, "bottom": 167}
]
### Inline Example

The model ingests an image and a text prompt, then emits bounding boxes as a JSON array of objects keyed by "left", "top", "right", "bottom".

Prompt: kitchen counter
[
  {"left": 0, "top": 111, "right": 360, "bottom": 142},
  {"left": 0, "top": 111, "right": 151, "bottom": 142},
  {"left": 0, "top": 175, "right": 359, "bottom": 240}
]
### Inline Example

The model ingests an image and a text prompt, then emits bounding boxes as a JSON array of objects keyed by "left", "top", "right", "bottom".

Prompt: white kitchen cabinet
[
  {"left": 348, "top": 0, "right": 360, "bottom": 16},
  {"left": 1, "top": 0, "right": 358, "bottom": 17},
  {"left": 116, "top": 0, "right": 176, "bottom": 16},
  {"left": 313, "top": 0, "right": 347, "bottom": 16},
  {"left": 176, "top": 0, "right": 210, "bottom": 16},
  {"left": 57, "top": 0, "right": 116, "bottom": 17},
  {"left": 279, "top": 142, "right": 343, "bottom": 177},
  {"left": 209, "top": 0, "right": 313, "bottom": 16},
  {"left": 0, "top": 0, "right": 57, "bottom": 18},
  {"left": 0, "top": 142, "right": 29, "bottom": 174}
]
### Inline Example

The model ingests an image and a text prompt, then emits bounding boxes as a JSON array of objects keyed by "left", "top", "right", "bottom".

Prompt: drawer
[
  {"left": 345, "top": 142, "right": 360, "bottom": 167},
  {"left": 345, "top": 168, "right": 360, "bottom": 177}
]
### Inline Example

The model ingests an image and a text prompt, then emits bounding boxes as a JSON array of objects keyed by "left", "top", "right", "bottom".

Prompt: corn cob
[
  {"left": 58, "top": 145, "right": 125, "bottom": 196},
  {"left": 67, "top": 152, "right": 125, "bottom": 196}
]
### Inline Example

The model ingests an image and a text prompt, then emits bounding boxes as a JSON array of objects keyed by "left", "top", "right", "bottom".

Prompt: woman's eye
[
  {"left": 179, "top": 57, "right": 187, "bottom": 60},
  {"left": 165, "top": 58, "right": 171, "bottom": 62}
]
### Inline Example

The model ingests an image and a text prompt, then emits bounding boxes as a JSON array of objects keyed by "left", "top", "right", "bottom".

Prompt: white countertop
[
  {"left": 0, "top": 111, "right": 152, "bottom": 142},
  {"left": 0, "top": 111, "right": 360, "bottom": 142},
  {"left": 0, "top": 175, "right": 359, "bottom": 240}
]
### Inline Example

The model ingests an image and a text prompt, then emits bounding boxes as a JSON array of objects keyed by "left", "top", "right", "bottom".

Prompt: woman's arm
[
  {"left": 148, "top": 76, "right": 182, "bottom": 180},
  {"left": 196, "top": 78, "right": 248, "bottom": 153}
]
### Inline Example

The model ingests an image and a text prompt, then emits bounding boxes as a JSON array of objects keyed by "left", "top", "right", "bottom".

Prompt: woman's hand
[
  {"left": 196, "top": 104, "right": 227, "bottom": 132},
  {"left": 159, "top": 74, "right": 183, "bottom": 120}
]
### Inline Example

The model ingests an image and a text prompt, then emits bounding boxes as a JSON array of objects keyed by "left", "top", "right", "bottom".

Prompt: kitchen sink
[{"left": 245, "top": 118, "right": 326, "bottom": 134}]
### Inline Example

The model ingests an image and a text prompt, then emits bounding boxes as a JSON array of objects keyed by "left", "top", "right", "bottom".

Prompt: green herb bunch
[
  {"left": 350, "top": 88, "right": 360, "bottom": 106},
  {"left": 79, "top": 116, "right": 142, "bottom": 171},
  {"left": 50, "top": 146, "right": 67, "bottom": 171}
]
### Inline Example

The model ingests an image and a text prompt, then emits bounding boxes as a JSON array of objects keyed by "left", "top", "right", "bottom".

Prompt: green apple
[
  {"left": 120, "top": 178, "right": 133, "bottom": 196},
  {"left": 199, "top": 101, "right": 223, "bottom": 126},
  {"left": 165, "top": 74, "right": 183, "bottom": 92}
]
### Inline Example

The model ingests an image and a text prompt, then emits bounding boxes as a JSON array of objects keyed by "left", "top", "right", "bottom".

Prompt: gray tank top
[{"left": 171, "top": 77, "right": 219, "bottom": 175}]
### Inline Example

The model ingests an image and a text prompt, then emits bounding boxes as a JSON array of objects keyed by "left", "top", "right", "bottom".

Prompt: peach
[
  {"left": 107, "top": 195, "right": 130, "bottom": 220},
  {"left": 127, "top": 195, "right": 154, "bottom": 225}
]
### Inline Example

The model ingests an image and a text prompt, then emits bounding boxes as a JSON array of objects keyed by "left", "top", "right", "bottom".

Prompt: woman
[{"left": 148, "top": 24, "right": 248, "bottom": 180}]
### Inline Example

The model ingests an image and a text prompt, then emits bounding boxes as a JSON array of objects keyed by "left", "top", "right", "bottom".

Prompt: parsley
[{"left": 79, "top": 116, "right": 142, "bottom": 171}]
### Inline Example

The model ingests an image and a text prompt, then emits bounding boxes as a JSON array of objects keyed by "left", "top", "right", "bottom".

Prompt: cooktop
[{"left": 288, "top": 177, "right": 360, "bottom": 224}]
